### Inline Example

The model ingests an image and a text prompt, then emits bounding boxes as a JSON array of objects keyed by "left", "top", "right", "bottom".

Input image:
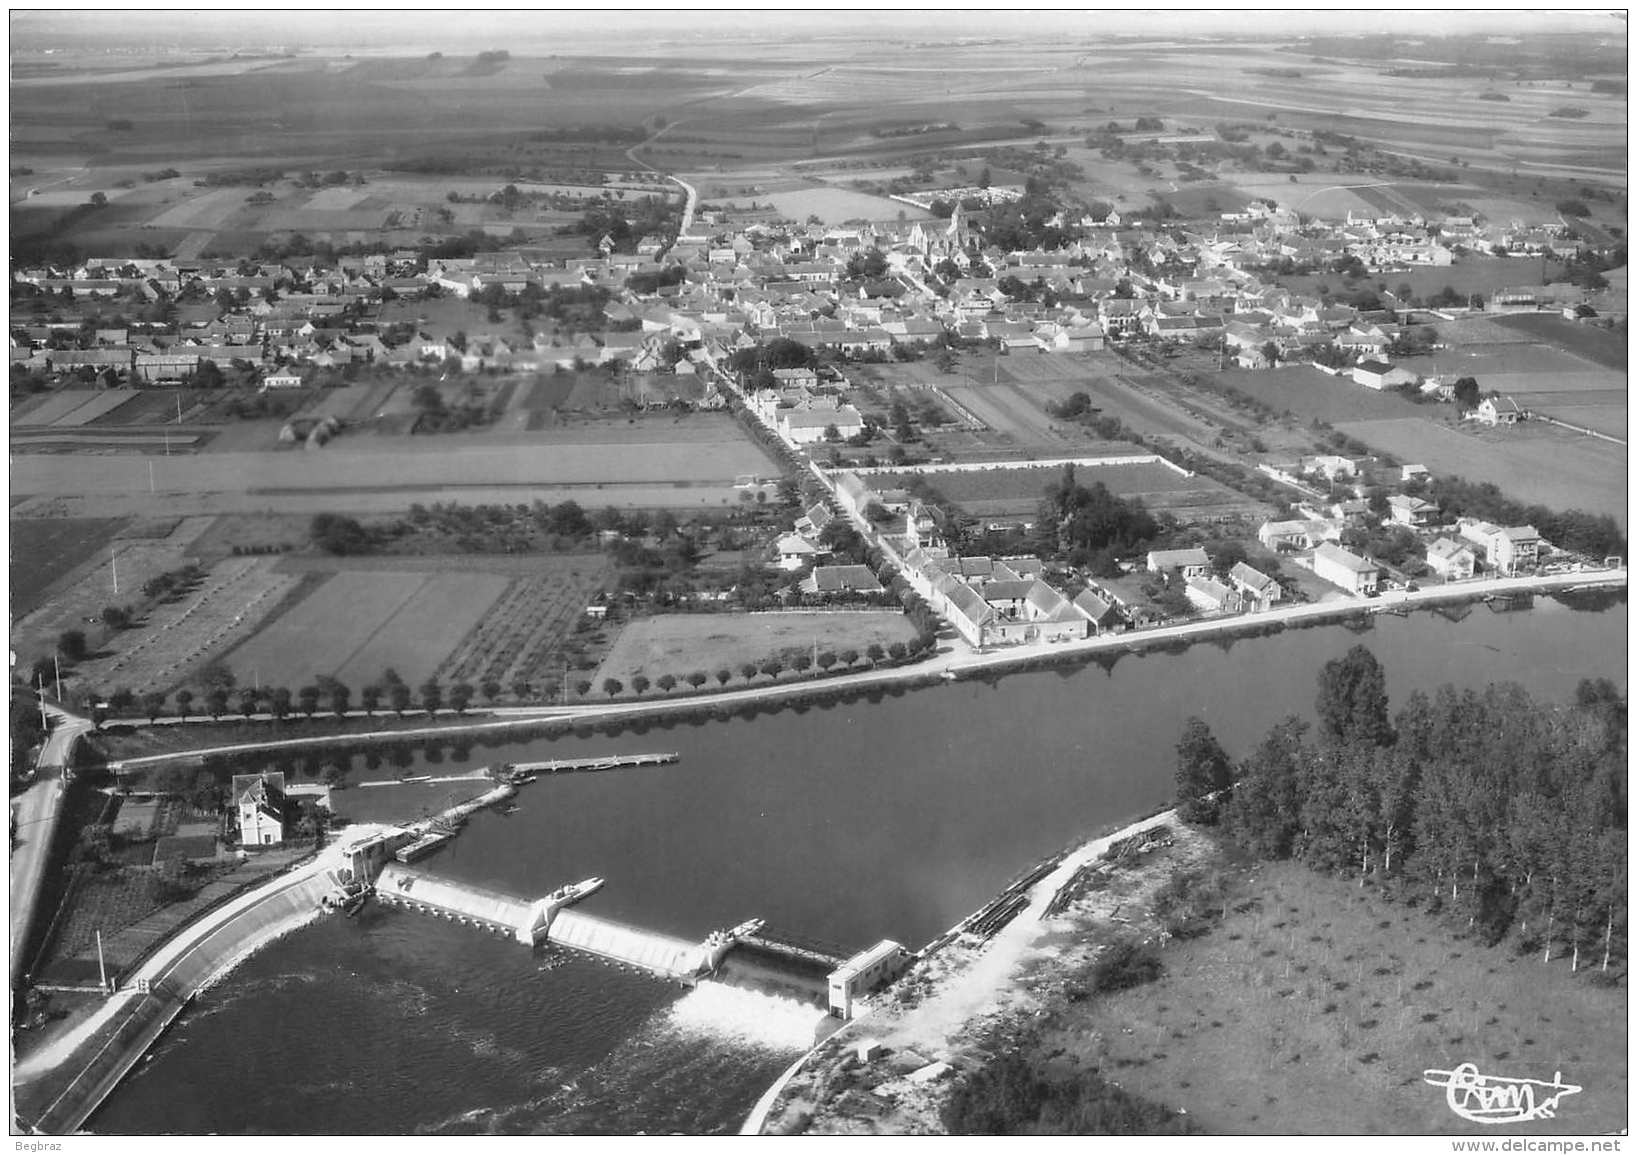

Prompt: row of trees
[
  {"left": 101, "top": 633, "right": 936, "bottom": 723},
  {"left": 588, "top": 642, "right": 912, "bottom": 699},
  {"left": 1176, "top": 646, "right": 1626, "bottom": 970}
]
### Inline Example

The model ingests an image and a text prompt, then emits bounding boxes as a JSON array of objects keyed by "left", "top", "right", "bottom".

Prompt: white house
[
  {"left": 1185, "top": 575, "right": 1239, "bottom": 614},
  {"left": 1425, "top": 537, "right": 1476, "bottom": 580},
  {"left": 1312, "top": 542, "right": 1380, "bottom": 596},
  {"left": 1387, "top": 493, "right": 1439, "bottom": 527},
  {"left": 1146, "top": 548, "right": 1210, "bottom": 579},
  {"left": 1228, "top": 561, "right": 1282, "bottom": 611},
  {"left": 233, "top": 772, "right": 286, "bottom": 847},
  {"left": 1472, "top": 396, "right": 1523, "bottom": 426},
  {"left": 781, "top": 405, "right": 864, "bottom": 445},
  {"left": 774, "top": 533, "right": 822, "bottom": 571},
  {"left": 1351, "top": 360, "right": 1417, "bottom": 390}
]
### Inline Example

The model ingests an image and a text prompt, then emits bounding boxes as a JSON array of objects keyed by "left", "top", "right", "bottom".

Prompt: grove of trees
[{"left": 1179, "top": 645, "right": 1626, "bottom": 970}]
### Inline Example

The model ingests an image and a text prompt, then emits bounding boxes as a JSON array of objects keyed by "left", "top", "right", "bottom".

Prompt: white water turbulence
[
  {"left": 669, "top": 981, "right": 828, "bottom": 1051},
  {"left": 516, "top": 983, "right": 820, "bottom": 1134}
]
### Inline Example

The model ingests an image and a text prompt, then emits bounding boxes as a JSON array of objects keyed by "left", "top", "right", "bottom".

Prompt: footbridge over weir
[{"left": 372, "top": 864, "right": 743, "bottom": 983}]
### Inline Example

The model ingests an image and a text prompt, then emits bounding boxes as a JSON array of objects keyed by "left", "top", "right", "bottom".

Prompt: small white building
[
  {"left": 1387, "top": 493, "right": 1438, "bottom": 527},
  {"left": 1312, "top": 542, "right": 1380, "bottom": 596},
  {"left": 1185, "top": 575, "right": 1239, "bottom": 614},
  {"left": 828, "top": 940, "right": 912, "bottom": 1019},
  {"left": 774, "top": 533, "right": 822, "bottom": 571},
  {"left": 1146, "top": 548, "right": 1210, "bottom": 579},
  {"left": 261, "top": 371, "right": 304, "bottom": 391},
  {"left": 1228, "top": 561, "right": 1282, "bottom": 611},
  {"left": 233, "top": 771, "right": 286, "bottom": 847},
  {"left": 1425, "top": 537, "right": 1476, "bottom": 580},
  {"left": 1351, "top": 360, "right": 1416, "bottom": 391}
]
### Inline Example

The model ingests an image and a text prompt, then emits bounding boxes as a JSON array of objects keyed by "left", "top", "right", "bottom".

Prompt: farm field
[
  {"left": 221, "top": 569, "right": 509, "bottom": 690},
  {"left": 1069, "top": 859, "right": 1627, "bottom": 1136},
  {"left": 10, "top": 426, "right": 781, "bottom": 497},
  {"left": 1492, "top": 314, "right": 1628, "bottom": 371},
  {"left": 9, "top": 516, "right": 129, "bottom": 616},
  {"left": 1335, "top": 417, "right": 1628, "bottom": 528},
  {"left": 895, "top": 460, "right": 1250, "bottom": 521},
  {"left": 1202, "top": 367, "right": 1426, "bottom": 424},
  {"left": 74, "top": 555, "right": 301, "bottom": 695},
  {"left": 1272, "top": 257, "right": 1550, "bottom": 303},
  {"left": 763, "top": 185, "right": 930, "bottom": 223},
  {"left": 264, "top": 554, "right": 614, "bottom": 698},
  {"left": 593, "top": 610, "right": 918, "bottom": 691},
  {"left": 9, "top": 517, "right": 217, "bottom": 667}
]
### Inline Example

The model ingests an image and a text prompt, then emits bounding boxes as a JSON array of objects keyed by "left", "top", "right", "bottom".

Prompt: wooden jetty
[{"left": 503, "top": 752, "right": 679, "bottom": 778}]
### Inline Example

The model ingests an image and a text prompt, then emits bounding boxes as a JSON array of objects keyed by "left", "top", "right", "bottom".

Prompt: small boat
[
  {"left": 548, "top": 877, "right": 604, "bottom": 904},
  {"left": 502, "top": 805, "right": 521, "bottom": 815}
]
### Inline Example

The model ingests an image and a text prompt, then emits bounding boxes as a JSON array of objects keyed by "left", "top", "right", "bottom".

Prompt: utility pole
[
  {"left": 111, "top": 548, "right": 119, "bottom": 595},
  {"left": 53, "top": 653, "right": 62, "bottom": 702},
  {"left": 149, "top": 459, "right": 156, "bottom": 493},
  {"left": 36, "top": 673, "right": 48, "bottom": 731},
  {"left": 96, "top": 929, "right": 108, "bottom": 993}
]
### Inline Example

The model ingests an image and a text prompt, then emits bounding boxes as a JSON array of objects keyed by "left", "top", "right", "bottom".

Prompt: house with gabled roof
[
  {"left": 233, "top": 771, "right": 287, "bottom": 847},
  {"left": 1185, "top": 575, "right": 1240, "bottom": 614},
  {"left": 1387, "top": 493, "right": 1439, "bottom": 527},
  {"left": 1072, "top": 588, "right": 1119, "bottom": 635},
  {"left": 1425, "top": 537, "right": 1476, "bottom": 580},
  {"left": 1227, "top": 561, "right": 1281, "bottom": 612},
  {"left": 1146, "top": 548, "right": 1210, "bottom": 579},
  {"left": 1312, "top": 542, "right": 1380, "bottom": 595},
  {"left": 800, "top": 565, "right": 885, "bottom": 596},
  {"left": 774, "top": 533, "right": 824, "bottom": 571}
]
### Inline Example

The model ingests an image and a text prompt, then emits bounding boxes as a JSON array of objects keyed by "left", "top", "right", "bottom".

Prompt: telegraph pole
[{"left": 111, "top": 548, "right": 119, "bottom": 595}]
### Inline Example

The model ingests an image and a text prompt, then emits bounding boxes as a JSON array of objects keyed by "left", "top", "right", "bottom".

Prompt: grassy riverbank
[{"left": 759, "top": 826, "right": 1626, "bottom": 1135}]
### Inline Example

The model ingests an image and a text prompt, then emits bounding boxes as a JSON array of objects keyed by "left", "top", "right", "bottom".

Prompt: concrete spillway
[
  {"left": 375, "top": 864, "right": 535, "bottom": 937},
  {"left": 546, "top": 909, "right": 704, "bottom": 978}
]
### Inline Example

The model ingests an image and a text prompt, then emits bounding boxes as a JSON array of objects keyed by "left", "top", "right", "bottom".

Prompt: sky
[{"left": 9, "top": 8, "right": 1627, "bottom": 52}]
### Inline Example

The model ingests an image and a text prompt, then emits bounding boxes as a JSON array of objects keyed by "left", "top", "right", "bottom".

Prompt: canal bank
[
  {"left": 13, "top": 830, "right": 393, "bottom": 1134},
  {"left": 98, "top": 568, "right": 1626, "bottom": 774}
]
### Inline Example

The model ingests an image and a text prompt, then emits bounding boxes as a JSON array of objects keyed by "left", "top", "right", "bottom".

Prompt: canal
[{"left": 89, "top": 595, "right": 1625, "bottom": 1135}]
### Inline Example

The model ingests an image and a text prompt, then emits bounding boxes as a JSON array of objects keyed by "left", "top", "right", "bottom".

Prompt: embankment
[{"left": 18, "top": 868, "right": 331, "bottom": 1134}]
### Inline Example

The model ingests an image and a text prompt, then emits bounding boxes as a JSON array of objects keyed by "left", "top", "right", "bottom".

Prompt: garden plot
[
  {"left": 14, "top": 389, "right": 105, "bottom": 427},
  {"left": 43, "top": 391, "right": 138, "bottom": 427},
  {"left": 433, "top": 555, "right": 611, "bottom": 693},
  {"left": 77, "top": 555, "right": 301, "bottom": 695},
  {"left": 223, "top": 569, "right": 508, "bottom": 690}
]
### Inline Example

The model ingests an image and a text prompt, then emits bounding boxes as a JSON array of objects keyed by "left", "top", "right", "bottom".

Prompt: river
[{"left": 88, "top": 595, "right": 1625, "bottom": 1134}]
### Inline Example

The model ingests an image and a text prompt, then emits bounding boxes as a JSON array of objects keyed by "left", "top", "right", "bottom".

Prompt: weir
[{"left": 371, "top": 864, "right": 751, "bottom": 983}]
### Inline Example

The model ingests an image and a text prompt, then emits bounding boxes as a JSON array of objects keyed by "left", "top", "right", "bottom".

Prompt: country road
[{"left": 10, "top": 705, "right": 95, "bottom": 987}]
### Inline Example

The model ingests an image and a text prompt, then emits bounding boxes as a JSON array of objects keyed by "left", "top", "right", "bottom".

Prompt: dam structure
[{"left": 370, "top": 862, "right": 758, "bottom": 983}]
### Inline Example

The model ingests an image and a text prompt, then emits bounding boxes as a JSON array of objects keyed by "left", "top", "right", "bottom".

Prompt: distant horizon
[{"left": 9, "top": 8, "right": 1627, "bottom": 54}]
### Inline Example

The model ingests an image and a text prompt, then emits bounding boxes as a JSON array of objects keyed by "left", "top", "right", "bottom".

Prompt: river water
[{"left": 90, "top": 595, "right": 1625, "bottom": 1134}]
